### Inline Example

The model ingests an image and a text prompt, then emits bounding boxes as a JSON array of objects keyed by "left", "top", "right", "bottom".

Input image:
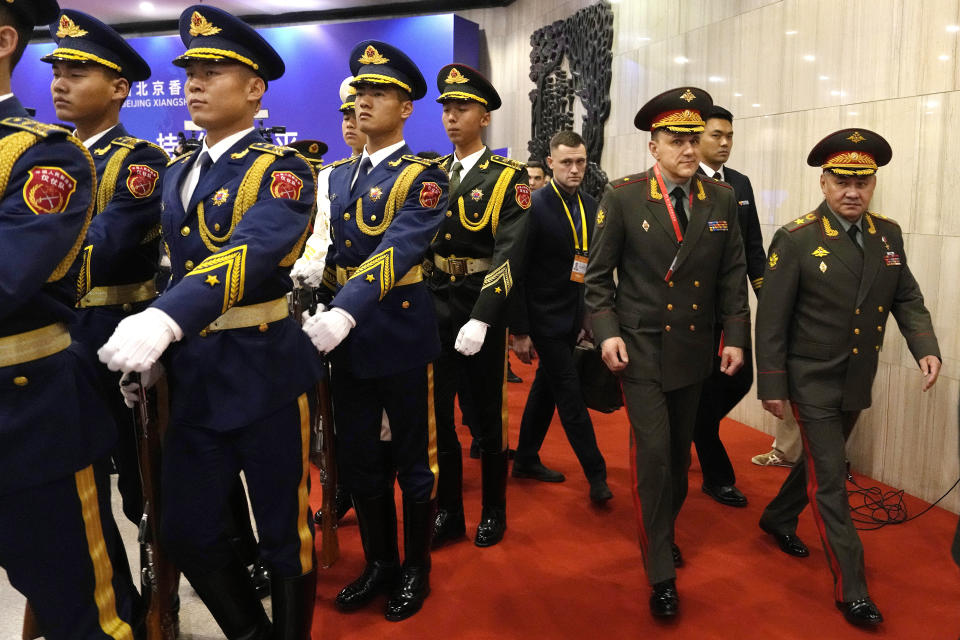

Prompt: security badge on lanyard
[
  {"left": 552, "top": 180, "right": 589, "bottom": 282},
  {"left": 654, "top": 163, "right": 693, "bottom": 282}
]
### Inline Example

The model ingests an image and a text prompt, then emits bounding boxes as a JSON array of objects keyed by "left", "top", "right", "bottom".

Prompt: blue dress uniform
[
  {"left": 315, "top": 40, "right": 448, "bottom": 622},
  {"left": 427, "top": 64, "right": 531, "bottom": 549},
  {"left": 0, "top": 3, "right": 141, "bottom": 631},
  {"left": 41, "top": 9, "right": 168, "bottom": 525},
  {"left": 130, "top": 6, "right": 324, "bottom": 638}
]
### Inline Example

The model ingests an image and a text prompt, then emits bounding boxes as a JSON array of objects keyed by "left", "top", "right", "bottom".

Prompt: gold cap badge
[
  {"left": 309, "top": 143, "right": 319, "bottom": 154},
  {"left": 190, "top": 11, "right": 222, "bottom": 37},
  {"left": 680, "top": 88, "right": 696, "bottom": 102},
  {"left": 57, "top": 15, "right": 88, "bottom": 38},
  {"left": 445, "top": 67, "right": 470, "bottom": 84},
  {"left": 847, "top": 131, "right": 866, "bottom": 143},
  {"left": 359, "top": 45, "right": 389, "bottom": 65}
]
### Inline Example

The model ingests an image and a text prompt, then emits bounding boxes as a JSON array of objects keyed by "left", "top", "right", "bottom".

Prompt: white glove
[
  {"left": 98, "top": 307, "right": 182, "bottom": 373},
  {"left": 290, "top": 257, "right": 326, "bottom": 289},
  {"left": 300, "top": 303, "right": 327, "bottom": 324},
  {"left": 302, "top": 307, "right": 355, "bottom": 353},
  {"left": 119, "top": 362, "right": 165, "bottom": 408},
  {"left": 455, "top": 319, "right": 489, "bottom": 356}
]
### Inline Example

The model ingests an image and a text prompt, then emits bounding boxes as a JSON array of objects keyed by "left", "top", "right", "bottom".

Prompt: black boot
[
  {"left": 270, "top": 568, "right": 317, "bottom": 640},
  {"left": 335, "top": 494, "right": 401, "bottom": 611},
  {"left": 184, "top": 560, "right": 270, "bottom": 639},
  {"left": 432, "top": 450, "right": 466, "bottom": 548},
  {"left": 475, "top": 449, "right": 508, "bottom": 547},
  {"left": 385, "top": 497, "right": 436, "bottom": 621}
]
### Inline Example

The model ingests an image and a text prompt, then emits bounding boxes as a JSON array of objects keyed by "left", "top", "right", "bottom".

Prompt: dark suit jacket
[
  {"left": 756, "top": 201, "right": 940, "bottom": 410},
  {"left": 511, "top": 183, "right": 597, "bottom": 338},
  {"left": 586, "top": 168, "right": 750, "bottom": 391},
  {"left": 697, "top": 165, "right": 766, "bottom": 291}
]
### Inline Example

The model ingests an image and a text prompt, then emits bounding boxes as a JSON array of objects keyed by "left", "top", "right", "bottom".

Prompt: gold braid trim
[
  {"left": 459, "top": 167, "right": 514, "bottom": 234},
  {"left": 76, "top": 244, "right": 93, "bottom": 301},
  {"left": 197, "top": 153, "right": 277, "bottom": 251},
  {"left": 865, "top": 213, "right": 877, "bottom": 235},
  {"left": 96, "top": 147, "right": 131, "bottom": 214},
  {"left": 481, "top": 260, "right": 514, "bottom": 295},
  {"left": 649, "top": 176, "right": 663, "bottom": 200},
  {"left": 356, "top": 162, "right": 426, "bottom": 236},
  {"left": 349, "top": 247, "right": 395, "bottom": 300},
  {"left": 822, "top": 215, "right": 839, "bottom": 237},
  {"left": 185, "top": 244, "right": 248, "bottom": 313}
]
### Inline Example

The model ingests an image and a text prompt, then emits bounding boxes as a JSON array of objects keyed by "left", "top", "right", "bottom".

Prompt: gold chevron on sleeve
[
  {"left": 481, "top": 260, "right": 513, "bottom": 296},
  {"left": 349, "top": 247, "right": 395, "bottom": 300},
  {"left": 185, "top": 244, "right": 248, "bottom": 312}
]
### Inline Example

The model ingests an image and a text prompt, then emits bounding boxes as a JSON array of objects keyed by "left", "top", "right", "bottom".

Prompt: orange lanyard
[{"left": 653, "top": 163, "right": 693, "bottom": 244}]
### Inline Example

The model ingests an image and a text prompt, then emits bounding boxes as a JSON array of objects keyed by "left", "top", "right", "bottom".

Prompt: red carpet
[{"left": 309, "top": 359, "right": 960, "bottom": 639}]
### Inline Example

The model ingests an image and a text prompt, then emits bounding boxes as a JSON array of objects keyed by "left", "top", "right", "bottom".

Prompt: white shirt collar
[
  {"left": 452, "top": 146, "right": 486, "bottom": 178},
  {"left": 0, "top": 93, "right": 14, "bottom": 104},
  {"left": 700, "top": 161, "right": 723, "bottom": 181},
  {"left": 81, "top": 125, "right": 118, "bottom": 149},
  {"left": 202, "top": 127, "right": 255, "bottom": 163},
  {"left": 360, "top": 139, "right": 406, "bottom": 171}
]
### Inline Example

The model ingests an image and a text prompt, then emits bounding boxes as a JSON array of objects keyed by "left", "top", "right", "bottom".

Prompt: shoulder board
[
  {"left": 401, "top": 154, "right": 442, "bottom": 167},
  {"left": 320, "top": 155, "right": 358, "bottom": 172},
  {"left": 490, "top": 155, "right": 525, "bottom": 170},
  {"left": 439, "top": 153, "right": 453, "bottom": 169},
  {"left": 167, "top": 151, "right": 194, "bottom": 167},
  {"left": 110, "top": 135, "right": 167, "bottom": 157},
  {"left": 784, "top": 212, "right": 820, "bottom": 232},
  {"left": 868, "top": 211, "right": 899, "bottom": 227},
  {"left": 0, "top": 117, "right": 69, "bottom": 139},
  {"left": 249, "top": 142, "right": 295, "bottom": 157},
  {"left": 613, "top": 173, "right": 648, "bottom": 189},
  {"left": 702, "top": 175, "right": 732, "bottom": 190}
]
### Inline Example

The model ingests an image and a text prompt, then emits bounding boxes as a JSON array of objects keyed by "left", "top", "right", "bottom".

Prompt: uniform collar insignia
[
  {"left": 811, "top": 246, "right": 830, "bottom": 257},
  {"left": 190, "top": 11, "right": 222, "bottom": 37},
  {"left": 93, "top": 145, "right": 111, "bottom": 156},
  {"left": 388, "top": 158, "right": 403, "bottom": 167},
  {"left": 57, "top": 15, "right": 88, "bottom": 38}
]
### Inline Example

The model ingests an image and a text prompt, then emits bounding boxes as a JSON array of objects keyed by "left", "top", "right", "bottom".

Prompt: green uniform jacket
[
  {"left": 585, "top": 167, "right": 750, "bottom": 392},
  {"left": 756, "top": 201, "right": 939, "bottom": 411},
  {"left": 428, "top": 149, "right": 530, "bottom": 325}
]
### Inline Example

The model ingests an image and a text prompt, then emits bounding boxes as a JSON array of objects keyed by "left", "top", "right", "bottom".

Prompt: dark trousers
[
  {"left": 0, "top": 462, "right": 140, "bottom": 640},
  {"left": 692, "top": 339, "right": 754, "bottom": 487},
  {"left": 515, "top": 333, "right": 606, "bottom": 481},
  {"left": 761, "top": 403, "right": 866, "bottom": 602},
  {"left": 621, "top": 378, "right": 702, "bottom": 585},
  {"left": 332, "top": 364, "right": 438, "bottom": 501},
  {"left": 160, "top": 393, "right": 315, "bottom": 579}
]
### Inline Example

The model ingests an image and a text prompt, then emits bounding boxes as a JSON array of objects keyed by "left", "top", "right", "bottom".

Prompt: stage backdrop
[{"left": 13, "top": 14, "right": 479, "bottom": 161}]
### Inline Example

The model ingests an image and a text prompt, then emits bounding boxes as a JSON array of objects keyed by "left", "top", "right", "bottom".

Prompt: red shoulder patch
[
  {"left": 270, "top": 170, "right": 304, "bottom": 200},
  {"left": 419, "top": 181, "right": 442, "bottom": 208},
  {"left": 126, "top": 164, "right": 159, "bottom": 199},
  {"left": 515, "top": 183, "right": 531, "bottom": 209},
  {"left": 23, "top": 166, "right": 77, "bottom": 214}
]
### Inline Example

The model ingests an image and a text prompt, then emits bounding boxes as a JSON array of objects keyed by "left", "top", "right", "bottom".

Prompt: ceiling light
[
  {"left": 848, "top": 111, "right": 858, "bottom": 116},
  {"left": 819, "top": 75, "right": 829, "bottom": 80},
  {"left": 803, "top": 54, "right": 815, "bottom": 62},
  {"left": 733, "top": 92, "right": 742, "bottom": 97},
  {"left": 939, "top": 54, "right": 950, "bottom": 61},
  {"left": 830, "top": 90, "right": 845, "bottom": 96},
  {"left": 674, "top": 56, "right": 689, "bottom": 64},
  {"left": 927, "top": 100, "right": 938, "bottom": 108},
  {"left": 752, "top": 103, "right": 761, "bottom": 107},
  {"left": 708, "top": 76, "right": 724, "bottom": 83},
  {"left": 947, "top": 25, "right": 960, "bottom": 32},
  {"left": 638, "top": 36, "right": 651, "bottom": 42},
  {"left": 785, "top": 30, "right": 798, "bottom": 35},
  {"left": 139, "top": 1, "right": 155, "bottom": 12}
]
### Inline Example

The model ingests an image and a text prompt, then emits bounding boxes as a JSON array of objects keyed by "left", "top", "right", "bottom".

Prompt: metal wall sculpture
[{"left": 528, "top": 1, "right": 613, "bottom": 199}]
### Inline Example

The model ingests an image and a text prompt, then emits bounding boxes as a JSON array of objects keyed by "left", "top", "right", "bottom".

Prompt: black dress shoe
[
  {"left": 249, "top": 559, "right": 271, "bottom": 599},
  {"left": 671, "top": 544, "right": 683, "bottom": 568},
  {"left": 649, "top": 579, "right": 678, "bottom": 618},
  {"left": 589, "top": 479, "right": 613, "bottom": 503},
  {"left": 512, "top": 460, "right": 565, "bottom": 483},
  {"left": 702, "top": 483, "right": 748, "bottom": 507},
  {"left": 759, "top": 521, "right": 809, "bottom": 557},
  {"left": 384, "top": 566, "right": 430, "bottom": 621},
  {"left": 431, "top": 508, "right": 466, "bottom": 548},
  {"left": 836, "top": 598, "right": 883, "bottom": 627},
  {"left": 507, "top": 364, "right": 523, "bottom": 384},
  {"left": 474, "top": 506, "right": 506, "bottom": 547}
]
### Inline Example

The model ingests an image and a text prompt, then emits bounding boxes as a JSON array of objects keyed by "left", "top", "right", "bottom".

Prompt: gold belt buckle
[{"left": 448, "top": 258, "right": 467, "bottom": 276}]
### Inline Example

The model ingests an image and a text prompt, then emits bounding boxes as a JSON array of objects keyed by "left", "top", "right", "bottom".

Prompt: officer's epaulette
[
  {"left": 867, "top": 211, "right": 899, "bottom": 227},
  {"left": 401, "top": 154, "right": 443, "bottom": 167},
  {"left": 167, "top": 151, "right": 194, "bottom": 167},
  {"left": 109, "top": 135, "right": 166, "bottom": 155},
  {"left": 612, "top": 172, "right": 648, "bottom": 189},
  {"left": 438, "top": 153, "right": 454, "bottom": 170},
  {"left": 0, "top": 117, "right": 70, "bottom": 139},
  {"left": 319, "top": 155, "right": 359, "bottom": 172},
  {"left": 784, "top": 212, "right": 819, "bottom": 232},
  {"left": 702, "top": 175, "right": 733, "bottom": 190},
  {"left": 249, "top": 142, "right": 295, "bottom": 157},
  {"left": 490, "top": 155, "right": 525, "bottom": 170}
]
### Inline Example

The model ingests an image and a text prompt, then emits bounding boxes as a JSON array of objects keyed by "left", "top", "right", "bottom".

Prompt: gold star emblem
[
  {"left": 680, "top": 89, "right": 696, "bottom": 102},
  {"left": 495, "top": 286, "right": 502, "bottom": 294},
  {"left": 309, "top": 143, "right": 319, "bottom": 154},
  {"left": 57, "top": 15, "right": 89, "bottom": 38},
  {"left": 794, "top": 217, "right": 806, "bottom": 225},
  {"left": 445, "top": 67, "right": 470, "bottom": 84},
  {"left": 470, "top": 188, "right": 484, "bottom": 201},
  {"left": 365, "top": 274, "right": 375, "bottom": 282},
  {"left": 847, "top": 131, "right": 866, "bottom": 144},
  {"left": 205, "top": 275, "right": 220, "bottom": 287},
  {"left": 189, "top": 11, "right": 222, "bottom": 37},
  {"left": 369, "top": 186, "right": 383, "bottom": 202},
  {"left": 212, "top": 188, "right": 230, "bottom": 206},
  {"left": 812, "top": 246, "right": 830, "bottom": 257},
  {"left": 359, "top": 45, "right": 389, "bottom": 65}
]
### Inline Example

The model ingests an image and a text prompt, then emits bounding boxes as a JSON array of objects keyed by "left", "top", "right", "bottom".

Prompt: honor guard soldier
[
  {"left": 428, "top": 63, "right": 530, "bottom": 549},
  {"left": 289, "top": 138, "right": 327, "bottom": 171},
  {"left": 585, "top": 87, "right": 750, "bottom": 618},
  {"left": 302, "top": 40, "right": 448, "bottom": 621},
  {"left": 0, "top": 1, "right": 141, "bottom": 638},
  {"left": 755, "top": 129, "right": 940, "bottom": 628},
  {"left": 98, "top": 6, "right": 324, "bottom": 638},
  {"left": 42, "top": 8, "right": 168, "bottom": 526}
]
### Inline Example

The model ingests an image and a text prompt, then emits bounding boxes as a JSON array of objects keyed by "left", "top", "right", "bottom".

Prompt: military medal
[
  {"left": 212, "top": 188, "right": 230, "bottom": 206},
  {"left": 819, "top": 260, "right": 828, "bottom": 273},
  {"left": 470, "top": 188, "right": 483, "bottom": 202},
  {"left": 642, "top": 219, "right": 650, "bottom": 232},
  {"left": 369, "top": 186, "right": 383, "bottom": 202}
]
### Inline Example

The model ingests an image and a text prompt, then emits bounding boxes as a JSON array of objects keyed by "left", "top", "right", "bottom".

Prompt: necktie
[
  {"left": 449, "top": 161, "right": 463, "bottom": 195},
  {"left": 196, "top": 151, "right": 213, "bottom": 184},
  {"left": 671, "top": 186, "right": 689, "bottom": 233},
  {"left": 713, "top": 171, "right": 722, "bottom": 180},
  {"left": 356, "top": 157, "right": 372, "bottom": 185},
  {"left": 847, "top": 224, "right": 862, "bottom": 253}
]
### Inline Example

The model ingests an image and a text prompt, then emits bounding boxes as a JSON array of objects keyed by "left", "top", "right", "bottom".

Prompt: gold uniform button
[
  {"left": 855, "top": 308, "right": 861, "bottom": 315},
  {"left": 877, "top": 325, "right": 883, "bottom": 332},
  {"left": 444, "top": 233, "right": 452, "bottom": 240},
  {"left": 180, "top": 226, "right": 190, "bottom": 236},
  {"left": 689, "top": 324, "right": 695, "bottom": 331},
  {"left": 878, "top": 305, "right": 884, "bottom": 312},
  {"left": 665, "top": 325, "right": 672, "bottom": 332},
  {"left": 692, "top": 304, "right": 698, "bottom": 310},
  {"left": 667, "top": 304, "right": 674, "bottom": 311},
  {"left": 852, "top": 347, "right": 859, "bottom": 354},
  {"left": 13, "top": 376, "right": 28, "bottom": 387},
  {"left": 875, "top": 345, "right": 880, "bottom": 351},
  {"left": 445, "top": 211, "right": 453, "bottom": 218},
  {"left": 694, "top": 280, "right": 700, "bottom": 287},
  {"left": 402, "top": 301, "right": 411, "bottom": 309},
  {"left": 185, "top": 260, "right": 195, "bottom": 270},
  {"left": 198, "top": 329, "right": 208, "bottom": 337},
  {"left": 345, "top": 239, "right": 352, "bottom": 247},
  {"left": 258, "top": 323, "right": 269, "bottom": 333},
  {"left": 122, "top": 303, "right": 133, "bottom": 313},
  {"left": 668, "top": 281, "right": 675, "bottom": 288},
  {"left": 214, "top": 223, "right": 221, "bottom": 231},
  {"left": 854, "top": 328, "right": 860, "bottom": 335},
  {"left": 450, "top": 275, "right": 457, "bottom": 282},
  {"left": 344, "top": 213, "right": 351, "bottom": 220}
]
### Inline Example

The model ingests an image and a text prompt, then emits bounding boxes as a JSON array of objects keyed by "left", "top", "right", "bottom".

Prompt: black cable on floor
[{"left": 847, "top": 473, "right": 960, "bottom": 531}]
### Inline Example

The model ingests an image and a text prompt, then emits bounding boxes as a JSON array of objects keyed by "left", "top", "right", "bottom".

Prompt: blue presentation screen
[{"left": 14, "top": 14, "right": 479, "bottom": 160}]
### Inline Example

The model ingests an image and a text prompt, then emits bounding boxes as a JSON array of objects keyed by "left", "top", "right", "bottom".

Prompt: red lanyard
[{"left": 653, "top": 163, "right": 693, "bottom": 244}]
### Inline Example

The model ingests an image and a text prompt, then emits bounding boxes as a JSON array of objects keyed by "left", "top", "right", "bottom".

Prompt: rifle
[
  {"left": 290, "top": 286, "right": 340, "bottom": 568},
  {"left": 132, "top": 373, "right": 179, "bottom": 640},
  {"left": 21, "top": 601, "right": 40, "bottom": 640}
]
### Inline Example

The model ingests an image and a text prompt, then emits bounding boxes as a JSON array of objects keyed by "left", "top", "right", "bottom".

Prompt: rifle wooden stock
[
  {"left": 22, "top": 601, "right": 41, "bottom": 640},
  {"left": 314, "top": 374, "right": 339, "bottom": 568},
  {"left": 133, "top": 375, "right": 179, "bottom": 640}
]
